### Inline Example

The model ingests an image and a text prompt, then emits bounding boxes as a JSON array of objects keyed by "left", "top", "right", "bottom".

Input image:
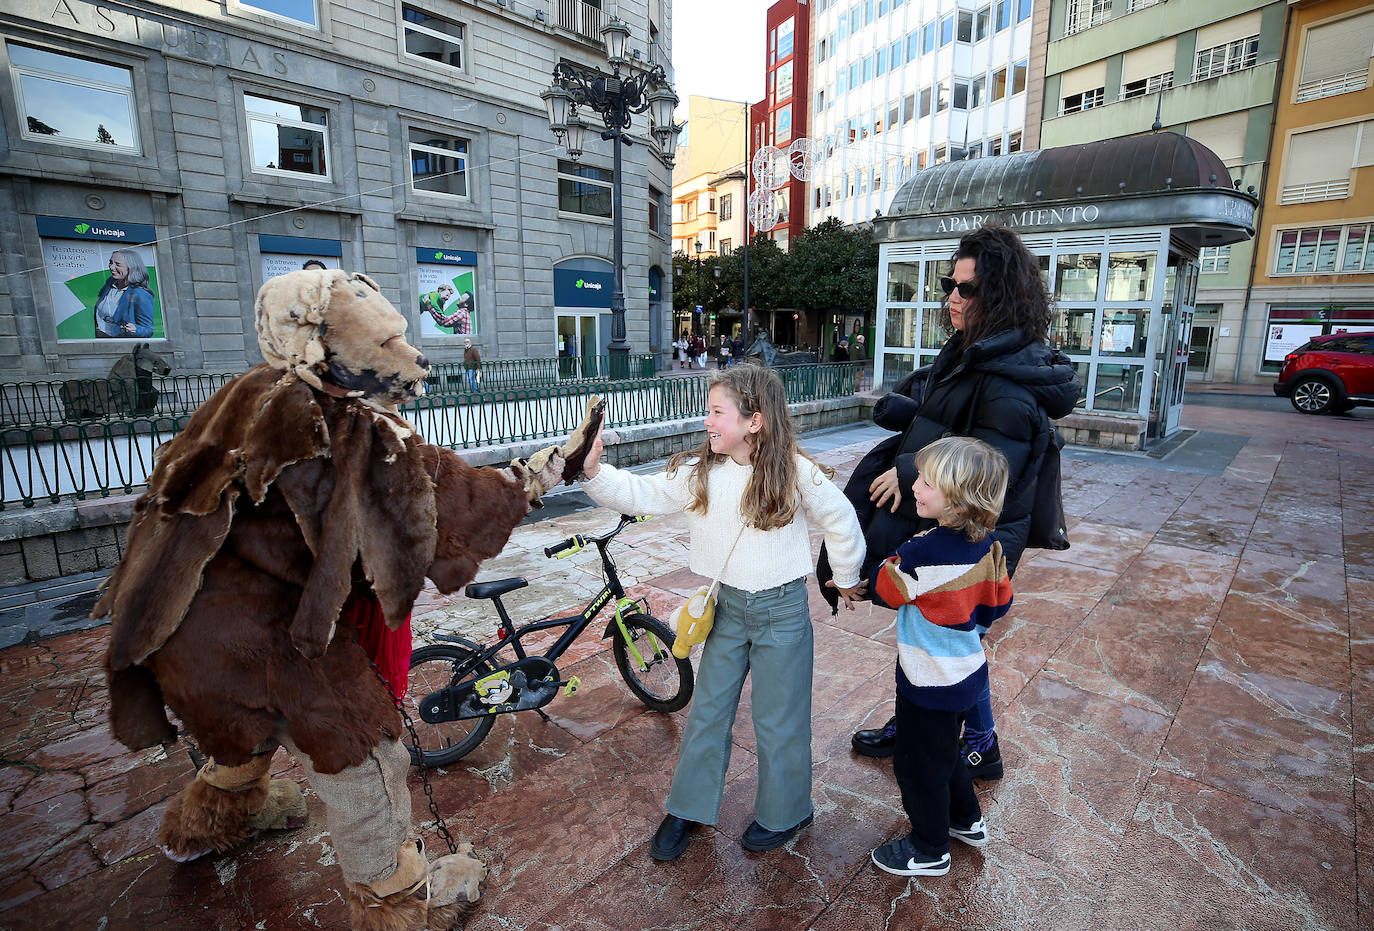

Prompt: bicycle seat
[{"left": 465, "top": 577, "right": 529, "bottom": 600}]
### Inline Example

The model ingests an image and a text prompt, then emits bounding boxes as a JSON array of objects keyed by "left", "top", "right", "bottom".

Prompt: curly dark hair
[{"left": 946, "top": 225, "right": 1051, "bottom": 346}]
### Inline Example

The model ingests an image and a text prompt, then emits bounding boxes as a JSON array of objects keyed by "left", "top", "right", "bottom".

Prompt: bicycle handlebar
[{"left": 543, "top": 515, "right": 653, "bottom": 559}]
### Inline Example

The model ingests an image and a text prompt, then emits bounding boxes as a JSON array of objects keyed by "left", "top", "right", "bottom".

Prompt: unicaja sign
[
  {"left": 575, "top": 278, "right": 603, "bottom": 291},
  {"left": 75, "top": 221, "right": 127, "bottom": 238}
]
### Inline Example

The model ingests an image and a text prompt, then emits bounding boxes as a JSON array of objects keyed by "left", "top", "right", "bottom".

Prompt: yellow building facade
[{"left": 1245, "top": 0, "right": 1374, "bottom": 377}]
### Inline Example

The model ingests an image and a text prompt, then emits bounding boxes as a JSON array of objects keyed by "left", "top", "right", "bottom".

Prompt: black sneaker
[
  {"left": 871, "top": 836, "right": 950, "bottom": 876},
  {"left": 851, "top": 715, "right": 897, "bottom": 758},
  {"left": 960, "top": 734, "right": 1004, "bottom": 781}
]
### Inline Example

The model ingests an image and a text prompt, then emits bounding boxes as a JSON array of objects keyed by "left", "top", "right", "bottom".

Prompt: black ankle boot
[{"left": 851, "top": 715, "right": 897, "bottom": 758}]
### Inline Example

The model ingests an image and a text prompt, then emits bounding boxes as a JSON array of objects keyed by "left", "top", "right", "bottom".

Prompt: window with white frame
[
  {"left": 402, "top": 6, "right": 466, "bottom": 72},
  {"left": 1065, "top": 0, "right": 1111, "bottom": 36},
  {"left": 557, "top": 160, "right": 613, "bottom": 218},
  {"left": 409, "top": 129, "right": 468, "bottom": 197},
  {"left": 1199, "top": 246, "right": 1231, "bottom": 273},
  {"left": 649, "top": 186, "right": 664, "bottom": 235},
  {"left": 719, "top": 193, "right": 732, "bottom": 221},
  {"left": 246, "top": 93, "right": 329, "bottom": 179},
  {"left": 720, "top": 238, "right": 732, "bottom": 255},
  {"left": 235, "top": 0, "right": 318, "bottom": 27},
  {"left": 1012, "top": 60, "right": 1028, "bottom": 95},
  {"left": 1281, "top": 121, "right": 1370, "bottom": 204},
  {"left": 1296, "top": 11, "right": 1374, "bottom": 103},
  {"left": 1273, "top": 224, "right": 1374, "bottom": 275},
  {"left": 9, "top": 44, "right": 140, "bottom": 153},
  {"left": 1123, "top": 72, "right": 1174, "bottom": 99},
  {"left": 1195, "top": 35, "right": 1260, "bottom": 81},
  {"left": 1061, "top": 87, "right": 1104, "bottom": 114}
]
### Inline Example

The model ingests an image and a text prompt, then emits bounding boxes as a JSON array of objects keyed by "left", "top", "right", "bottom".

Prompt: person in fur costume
[{"left": 97, "top": 269, "right": 604, "bottom": 931}]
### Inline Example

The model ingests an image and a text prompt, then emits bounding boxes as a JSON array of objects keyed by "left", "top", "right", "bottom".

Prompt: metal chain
[{"left": 368, "top": 656, "right": 459, "bottom": 856}]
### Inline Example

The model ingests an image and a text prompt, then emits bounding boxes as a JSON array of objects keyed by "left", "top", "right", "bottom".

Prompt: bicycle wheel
[
  {"left": 405, "top": 644, "right": 497, "bottom": 767},
  {"left": 611, "top": 613, "right": 694, "bottom": 712}
]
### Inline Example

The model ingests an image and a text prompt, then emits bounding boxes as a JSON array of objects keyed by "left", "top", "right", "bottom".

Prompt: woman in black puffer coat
[{"left": 849, "top": 225, "right": 1080, "bottom": 777}]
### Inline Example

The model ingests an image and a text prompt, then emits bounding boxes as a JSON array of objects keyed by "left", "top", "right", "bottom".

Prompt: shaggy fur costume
[{"left": 99, "top": 269, "right": 583, "bottom": 929}]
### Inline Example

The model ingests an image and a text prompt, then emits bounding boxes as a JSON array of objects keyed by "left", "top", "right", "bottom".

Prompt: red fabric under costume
[{"left": 351, "top": 592, "right": 412, "bottom": 700}]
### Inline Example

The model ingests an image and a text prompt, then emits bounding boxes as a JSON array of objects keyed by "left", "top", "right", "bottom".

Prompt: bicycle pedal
[{"left": 563, "top": 676, "right": 581, "bottom": 697}]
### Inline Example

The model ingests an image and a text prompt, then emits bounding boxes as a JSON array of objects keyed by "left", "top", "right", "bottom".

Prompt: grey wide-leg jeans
[{"left": 666, "top": 576, "right": 814, "bottom": 832}]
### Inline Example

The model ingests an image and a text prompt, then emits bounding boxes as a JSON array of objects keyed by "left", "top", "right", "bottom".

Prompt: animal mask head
[{"left": 255, "top": 269, "right": 430, "bottom": 405}]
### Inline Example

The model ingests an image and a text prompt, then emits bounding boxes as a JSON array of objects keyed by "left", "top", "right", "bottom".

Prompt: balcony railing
[
  {"left": 1280, "top": 179, "right": 1351, "bottom": 205},
  {"left": 1296, "top": 69, "right": 1370, "bottom": 103},
  {"left": 554, "top": 0, "right": 605, "bottom": 43}
]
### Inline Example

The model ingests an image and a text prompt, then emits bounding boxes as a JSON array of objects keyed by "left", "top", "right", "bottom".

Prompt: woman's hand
[
  {"left": 825, "top": 579, "right": 869, "bottom": 611},
  {"left": 583, "top": 434, "right": 604, "bottom": 480},
  {"left": 869, "top": 467, "right": 902, "bottom": 513}
]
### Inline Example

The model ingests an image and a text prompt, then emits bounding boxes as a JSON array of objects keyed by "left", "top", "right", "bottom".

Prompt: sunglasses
[{"left": 939, "top": 276, "right": 978, "bottom": 299}]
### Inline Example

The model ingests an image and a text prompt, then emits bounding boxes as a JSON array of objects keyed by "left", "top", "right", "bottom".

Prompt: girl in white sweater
[{"left": 580, "top": 365, "right": 866, "bottom": 861}]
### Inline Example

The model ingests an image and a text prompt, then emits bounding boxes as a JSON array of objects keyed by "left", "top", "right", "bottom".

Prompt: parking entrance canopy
[{"left": 873, "top": 133, "right": 1257, "bottom": 249}]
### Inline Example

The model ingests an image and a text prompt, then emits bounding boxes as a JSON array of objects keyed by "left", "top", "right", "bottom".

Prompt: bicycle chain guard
[{"left": 419, "top": 656, "right": 562, "bottom": 723}]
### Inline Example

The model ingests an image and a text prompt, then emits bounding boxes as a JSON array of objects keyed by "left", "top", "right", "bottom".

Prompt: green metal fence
[
  {"left": 0, "top": 355, "right": 658, "bottom": 431},
  {"left": 1, "top": 362, "right": 861, "bottom": 508}
]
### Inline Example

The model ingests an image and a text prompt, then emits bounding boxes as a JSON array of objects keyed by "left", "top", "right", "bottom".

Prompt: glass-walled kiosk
[{"left": 873, "top": 133, "right": 1256, "bottom": 442}]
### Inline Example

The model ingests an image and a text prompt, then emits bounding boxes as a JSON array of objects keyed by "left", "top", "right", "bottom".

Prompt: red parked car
[{"left": 1273, "top": 333, "right": 1374, "bottom": 414}]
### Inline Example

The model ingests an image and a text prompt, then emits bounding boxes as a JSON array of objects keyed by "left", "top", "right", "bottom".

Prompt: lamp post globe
[{"left": 543, "top": 18, "right": 677, "bottom": 377}]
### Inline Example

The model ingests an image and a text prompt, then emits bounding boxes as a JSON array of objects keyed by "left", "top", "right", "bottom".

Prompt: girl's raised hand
[{"left": 583, "top": 433, "right": 605, "bottom": 479}]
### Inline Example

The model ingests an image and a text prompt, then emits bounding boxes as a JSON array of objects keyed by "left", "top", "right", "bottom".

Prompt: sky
[{"left": 670, "top": 0, "right": 770, "bottom": 117}]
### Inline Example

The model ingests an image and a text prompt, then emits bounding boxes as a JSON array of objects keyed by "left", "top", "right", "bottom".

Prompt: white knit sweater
[{"left": 583, "top": 455, "right": 865, "bottom": 593}]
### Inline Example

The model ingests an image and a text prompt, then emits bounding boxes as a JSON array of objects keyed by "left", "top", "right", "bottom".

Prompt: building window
[
  {"left": 957, "top": 10, "right": 974, "bottom": 42},
  {"left": 940, "top": 13, "right": 955, "bottom": 46},
  {"left": 971, "top": 75, "right": 986, "bottom": 108},
  {"left": 1122, "top": 72, "right": 1174, "bottom": 99},
  {"left": 649, "top": 186, "right": 663, "bottom": 235},
  {"left": 409, "top": 129, "right": 468, "bottom": 198},
  {"left": 919, "top": 86, "right": 932, "bottom": 117},
  {"left": 891, "top": 39, "right": 904, "bottom": 69},
  {"left": 923, "top": 21, "right": 937, "bottom": 53},
  {"left": 1272, "top": 225, "right": 1372, "bottom": 275},
  {"left": 719, "top": 193, "right": 733, "bottom": 221},
  {"left": 1127, "top": 0, "right": 1164, "bottom": 12},
  {"left": 9, "top": 44, "right": 140, "bottom": 153},
  {"left": 1012, "top": 60, "right": 1028, "bottom": 95},
  {"left": 996, "top": 0, "right": 1011, "bottom": 31},
  {"left": 1008, "top": 130, "right": 1022, "bottom": 152},
  {"left": 776, "top": 61, "right": 794, "bottom": 100},
  {"left": 236, "top": 0, "right": 318, "bottom": 27},
  {"left": 246, "top": 93, "right": 329, "bottom": 179},
  {"left": 1018, "top": 0, "right": 1032, "bottom": 22},
  {"left": 402, "top": 6, "right": 466, "bottom": 72},
  {"left": 1296, "top": 11, "right": 1374, "bottom": 102},
  {"left": 1199, "top": 246, "right": 1231, "bottom": 273},
  {"left": 936, "top": 80, "right": 950, "bottom": 112},
  {"left": 953, "top": 81, "right": 969, "bottom": 110},
  {"left": 557, "top": 159, "right": 613, "bottom": 218},
  {"left": 902, "top": 92, "right": 915, "bottom": 122},
  {"left": 1060, "top": 87, "right": 1105, "bottom": 114},
  {"left": 991, "top": 67, "right": 1007, "bottom": 101},
  {"left": 975, "top": 6, "right": 991, "bottom": 41},
  {"left": 720, "top": 238, "right": 732, "bottom": 255},
  {"left": 1195, "top": 35, "right": 1260, "bottom": 81},
  {"left": 778, "top": 17, "right": 795, "bottom": 59},
  {"left": 1065, "top": 0, "right": 1110, "bottom": 36},
  {"left": 907, "top": 32, "right": 919, "bottom": 60}
]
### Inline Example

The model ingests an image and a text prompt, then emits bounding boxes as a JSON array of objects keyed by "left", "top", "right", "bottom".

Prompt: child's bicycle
[{"left": 404, "top": 514, "right": 694, "bottom": 765}]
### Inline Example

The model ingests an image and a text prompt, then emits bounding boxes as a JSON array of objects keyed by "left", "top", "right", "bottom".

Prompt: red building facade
[{"left": 749, "top": 0, "right": 810, "bottom": 250}]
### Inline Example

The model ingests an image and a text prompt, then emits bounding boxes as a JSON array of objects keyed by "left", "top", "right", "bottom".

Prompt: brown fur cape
[{"left": 100, "top": 365, "right": 530, "bottom": 773}]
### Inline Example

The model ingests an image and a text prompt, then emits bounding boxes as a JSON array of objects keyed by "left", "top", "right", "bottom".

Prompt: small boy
[{"left": 869, "top": 436, "right": 1013, "bottom": 877}]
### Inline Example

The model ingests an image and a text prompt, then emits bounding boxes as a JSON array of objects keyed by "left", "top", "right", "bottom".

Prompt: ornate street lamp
[{"left": 543, "top": 17, "right": 679, "bottom": 374}]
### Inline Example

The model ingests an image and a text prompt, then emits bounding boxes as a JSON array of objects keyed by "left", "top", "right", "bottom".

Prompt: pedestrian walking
[{"left": 463, "top": 338, "right": 481, "bottom": 391}]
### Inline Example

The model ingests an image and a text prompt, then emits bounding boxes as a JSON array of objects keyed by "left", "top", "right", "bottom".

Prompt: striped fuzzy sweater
[{"left": 871, "top": 525, "right": 1013, "bottom": 711}]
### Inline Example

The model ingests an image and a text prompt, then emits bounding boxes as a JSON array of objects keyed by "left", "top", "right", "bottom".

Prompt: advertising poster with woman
[
  {"left": 416, "top": 248, "right": 478, "bottom": 338},
  {"left": 39, "top": 216, "right": 165, "bottom": 341}
]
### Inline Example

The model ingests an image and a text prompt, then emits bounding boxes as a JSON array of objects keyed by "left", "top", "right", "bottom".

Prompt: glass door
[
  {"left": 1158, "top": 257, "right": 1197, "bottom": 436},
  {"left": 556, "top": 313, "right": 598, "bottom": 379}
]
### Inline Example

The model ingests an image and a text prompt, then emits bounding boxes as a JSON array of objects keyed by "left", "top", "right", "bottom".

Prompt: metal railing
[
  {"left": 1280, "top": 179, "right": 1351, "bottom": 205},
  {"left": 554, "top": 0, "right": 605, "bottom": 42},
  {"left": 1, "top": 355, "right": 657, "bottom": 430},
  {"left": 0, "top": 362, "right": 862, "bottom": 508},
  {"left": 1296, "top": 69, "right": 1369, "bottom": 103}
]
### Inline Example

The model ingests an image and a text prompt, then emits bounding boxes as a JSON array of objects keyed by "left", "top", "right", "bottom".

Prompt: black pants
[{"left": 893, "top": 691, "right": 982, "bottom": 857}]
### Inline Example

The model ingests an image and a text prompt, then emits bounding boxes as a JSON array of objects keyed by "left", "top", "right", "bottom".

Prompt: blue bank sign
[
  {"left": 37, "top": 216, "right": 156, "bottom": 244},
  {"left": 554, "top": 267, "right": 614, "bottom": 308}
]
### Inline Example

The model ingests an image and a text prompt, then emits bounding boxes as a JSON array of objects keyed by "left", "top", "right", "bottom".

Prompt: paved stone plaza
[{"left": 1, "top": 388, "right": 1371, "bottom": 930}]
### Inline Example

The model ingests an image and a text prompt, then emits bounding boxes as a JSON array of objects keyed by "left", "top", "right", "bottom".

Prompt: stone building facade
[{"left": 0, "top": 0, "right": 675, "bottom": 380}]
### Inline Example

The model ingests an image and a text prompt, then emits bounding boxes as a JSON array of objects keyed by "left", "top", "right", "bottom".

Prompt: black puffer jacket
[{"left": 865, "top": 329, "right": 1079, "bottom": 577}]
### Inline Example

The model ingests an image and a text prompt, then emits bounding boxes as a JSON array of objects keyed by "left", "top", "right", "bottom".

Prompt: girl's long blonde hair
[{"left": 666, "top": 364, "right": 832, "bottom": 531}]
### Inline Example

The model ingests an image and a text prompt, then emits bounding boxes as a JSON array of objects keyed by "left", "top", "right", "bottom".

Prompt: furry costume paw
[
  {"left": 158, "top": 757, "right": 305, "bottom": 862},
  {"left": 344, "top": 840, "right": 485, "bottom": 931},
  {"left": 558, "top": 396, "right": 606, "bottom": 484}
]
